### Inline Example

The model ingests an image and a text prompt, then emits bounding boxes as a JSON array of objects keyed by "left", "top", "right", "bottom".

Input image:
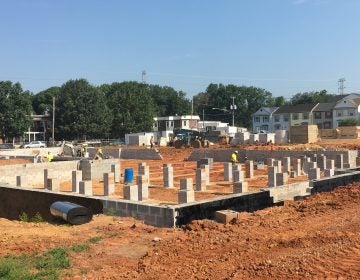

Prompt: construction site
[{"left": 0, "top": 138, "right": 359, "bottom": 278}]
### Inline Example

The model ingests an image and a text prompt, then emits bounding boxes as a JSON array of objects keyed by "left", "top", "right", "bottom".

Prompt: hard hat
[{"left": 235, "top": 150, "right": 238, "bottom": 154}]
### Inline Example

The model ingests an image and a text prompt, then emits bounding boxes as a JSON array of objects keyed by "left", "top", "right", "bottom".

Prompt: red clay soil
[{"left": 0, "top": 183, "right": 359, "bottom": 279}]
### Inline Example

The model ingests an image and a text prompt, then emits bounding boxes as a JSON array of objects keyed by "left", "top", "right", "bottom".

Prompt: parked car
[
  {"left": 22, "top": 141, "right": 47, "bottom": 148},
  {"left": 0, "top": 143, "right": 14, "bottom": 149}
]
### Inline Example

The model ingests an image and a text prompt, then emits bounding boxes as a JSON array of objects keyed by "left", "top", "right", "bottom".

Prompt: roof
[
  {"left": 253, "top": 107, "right": 279, "bottom": 115},
  {"left": 313, "top": 102, "right": 336, "bottom": 112},
  {"left": 352, "top": 98, "right": 360, "bottom": 106},
  {"left": 274, "top": 104, "right": 318, "bottom": 114}
]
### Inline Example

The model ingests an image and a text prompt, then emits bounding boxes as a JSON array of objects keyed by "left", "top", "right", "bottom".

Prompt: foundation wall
[
  {"left": 173, "top": 191, "right": 273, "bottom": 226},
  {"left": 261, "top": 181, "right": 310, "bottom": 202}
]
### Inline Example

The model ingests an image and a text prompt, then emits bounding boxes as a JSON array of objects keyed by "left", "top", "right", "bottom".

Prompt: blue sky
[{"left": 0, "top": 0, "right": 359, "bottom": 99}]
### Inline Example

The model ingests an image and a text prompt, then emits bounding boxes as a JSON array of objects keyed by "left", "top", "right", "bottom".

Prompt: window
[
  {"left": 348, "top": 110, "right": 354, "bottom": 116},
  {"left": 183, "top": 121, "right": 187, "bottom": 126},
  {"left": 170, "top": 121, "right": 174, "bottom": 127},
  {"left": 315, "top": 112, "right": 321, "bottom": 119},
  {"left": 284, "top": 116, "right": 289, "bottom": 122},
  {"left": 254, "top": 116, "right": 260, "bottom": 123},
  {"left": 263, "top": 116, "right": 269, "bottom": 122},
  {"left": 154, "top": 122, "right": 157, "bottom": 127},
  {"left": 274, "top": 115, "right": 280, "bottom": 122},
  {"left": 292, "top": 113, "right": 299, "bottom": 120},
  {"left": 325, "top": 111, "right": 332, "bottom": 118},
  {"left": 303, "top": 113, "right": 309, "bottom": 120},
  {"left": 337, "top": 111, "right": 342, "bottom": 117},
  {"left": 274, "top": 124, "right": 281, "bottom": 130}
]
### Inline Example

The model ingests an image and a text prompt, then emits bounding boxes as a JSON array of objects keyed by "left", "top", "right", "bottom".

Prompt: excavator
[{"left": 171, "top": 128, "right": 209, "bottom": 149}]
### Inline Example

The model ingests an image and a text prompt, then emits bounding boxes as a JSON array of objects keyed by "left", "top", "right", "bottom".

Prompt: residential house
[
  {"left": 312, "top": 102, "right": 336, "bottom": 129},
  {"left": 252, "top": 107, "right": 279, "bottom": 133},
  {"left": 272, "top": 104, "right": 318, "bottom": 131},
  {"left": 24, "top": 114, "right": 52, "bottom": 142},
  {"left": 153, "top": 115, "right": 200, "bottom": 140},
  {"left": 332, "top": 93, "right": 360, "bottom": 127}
]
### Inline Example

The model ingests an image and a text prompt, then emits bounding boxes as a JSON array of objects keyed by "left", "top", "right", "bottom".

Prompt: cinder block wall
[
  {"left": 262, "top": 181, "right": 310, "bottom": 202},
  {"left": 0, "top": 161, "right": 79, "bottom": 187}
]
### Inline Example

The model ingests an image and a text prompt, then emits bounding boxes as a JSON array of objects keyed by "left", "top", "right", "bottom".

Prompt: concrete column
[
  {"left": 111, "top": 163, "right": 120, "bottom": 183},
  {"left": 276, "top": 173, "right": 288, "bottom": 186},
  {"left": 245, "top": 160, "right": 254, "bottom": 178},
  {"left": 233, "top": 181, "right": 248, "bottom": 193},
  {"left": 195, "top": 168, "right": 207, "bottom": 191},
  {"left": 79, "top": 180, "right": 93, "bottom": 195},
  {"left": 294, "top": 159, "right": 302, "bottom": 176},
  {"left": 137, "top": 175, "right": 149, "bottom": 201},
  {"left": 336, "top": 154, "right": 344, "bottom": 169},
  {"left": 72, "top": 170, "right": 82, "bottom": 193},
  {"left": 16, "top": 175, "right": 26, "bottom": 187},
  {"left": 46, "top": 178, "right": 60, "bottom": 191},
  {"left": 139, "top": 165, "right": 150, "bottom": 184},
  {"left": 318, "top": 155, "right": 327, "bottom": 171},
  {"left": 232, "top": 164, "right": 241, "bottom": 172},
  {"left": 123, "top": 185, "right": 139, "bottom": 201},
  {"left": 233, "top": 170, "right": 245, "bottom": 183},
  {"left": 274, "top": 160, "right": 282, "bottom": 173},
  {"left": 104, "top": 172, "right": 115, "bottom": 196},
  {"left": 267, "top": 158, "right": 275, "bottom": 167},
  {"left": 308, "top": 168, "right": 320, "bottom": 180},
  {"left": 224, "top": 162, "right": 232, "bottom": 181},
  {"left": 200, "top": 164, "right": 210, "bottom": 185},
  {"left": 44, "top": 169, "right": 49, "bottom": 189},
  {"left": 327, "top": 159, "right": 335, "bottom": 170},
  {"left": 163, "top": 164, "right": 174, "bottom": 188},
  {"left": 268, "top": 166, "right": 277, "bottom": 187},
  {"left": 282, "top": 157, "right": 291, "bottom": 173},
  {"left": 324, "top": 169, "right": 334, "bottom": 177},
  {"left": 179, "top": 178, "right": 195, "bottom": 203},
  {"left": 180, "top": 178, "right": 193, "bottom": 190}
]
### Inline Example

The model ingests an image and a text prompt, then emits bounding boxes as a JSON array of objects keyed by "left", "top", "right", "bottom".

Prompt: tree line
[{"left": 0, "top": 79, "right": 341, "bottom": 141}]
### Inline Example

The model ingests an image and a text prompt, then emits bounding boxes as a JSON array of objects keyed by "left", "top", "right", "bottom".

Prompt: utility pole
[
  {"left": 202, "top": 107, "right": 205, "bottom": 132},
  {"left": 338, "top": 78, "right": 345, "bottom": 95},
  {"left": 52, "top": 96, "right": 55, "bottom": 146},
  {"left": 230, "top": 96, "right": 237, "bottom": 127}
]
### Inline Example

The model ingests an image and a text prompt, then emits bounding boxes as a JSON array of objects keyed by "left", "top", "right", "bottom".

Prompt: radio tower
[
  {"left": 338, "top": 78, "right": 345, "bottom": 95},
  {"left": 141, "top": 70, "right": 146, "bottom": 84}
]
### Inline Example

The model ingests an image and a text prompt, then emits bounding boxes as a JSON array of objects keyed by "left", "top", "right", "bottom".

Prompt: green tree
[
  {"left": 290, "top": 90, "right": 336, "bottom": 105},
  {"left": 0, "top": 81, "right": 32, "bottom": 141},
  {"left": 55, "top": 79, "right": 112, "bottom": 140},
  {"left": 102, "top": 81, "right": 156, "bottom": 138},
  {"left": 193, "top": 83, "right": 274, "bottom": 128},
  {"left": 31, "top": 86, "right": 60, "bottom": 115},
  {"left": 148, "top": 85, "right": 191, "bottom": 116}
]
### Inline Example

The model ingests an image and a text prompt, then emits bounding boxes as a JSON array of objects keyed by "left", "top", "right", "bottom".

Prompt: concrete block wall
[
  {"left": 120, "top": 149, "right": 162, "bottom": 160},
  {"left": 101, "top": 199, "right": 176, "bottom": 227},
  {"left": 0, "top": 161, "right": 78, "bottom": 187},
  {"left": 79, "top": 159, "right": 118, "bottom": 180},
  {"left": 261, "top": 181, "right": 310, "bottom": 202}
]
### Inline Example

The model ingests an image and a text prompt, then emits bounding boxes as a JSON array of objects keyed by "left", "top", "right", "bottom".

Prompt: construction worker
[
  {"left": 150, "top": 136, "right": 154, "bottom": 148},
  {"left": 94, "top": 147, "right": 103, "bottom": 160},
  {"left": 47, "top": 151, "right": 54, "bottom": 162},
  {"left": 231, "top": 150, "right": 238, "bottom": 165}
]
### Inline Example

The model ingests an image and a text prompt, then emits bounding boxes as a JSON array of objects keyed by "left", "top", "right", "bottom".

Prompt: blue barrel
[{"left": 124, "top": 168, "right": 134, "bottom": 183}]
